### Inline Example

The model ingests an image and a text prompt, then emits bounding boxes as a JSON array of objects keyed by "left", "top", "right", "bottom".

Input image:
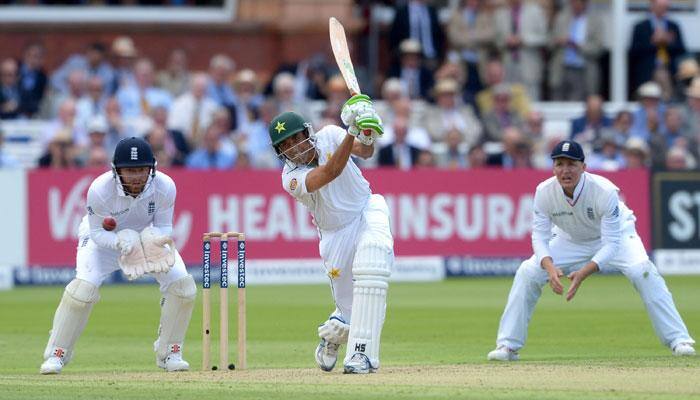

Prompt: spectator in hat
[
  {"left": 481, "top": 83, "right": 525, "bottom": 142},
  {"left": 673, "top": 57, "right": 699, "bottom": 102},
  {"left": 476, "top": 58, "right": 531, "bottom": 119},
  {"left": 623, "top": 137, "right": 650, "bottom": 169},
  {"left": 665, "top": 146, "right": 695, "bottom": 170},
  {"left": 157, "top": 48, "right": 190, "bottom": 98},
  {"left": 494, "top": 0, "right": 548, "bottom": 100},
  {"left": 423, "top": 78, "right": 482, "bottom": 147},
  {"left": 389, "top": 0, "right": 446, "bottom": 71},
  {"left": 51, "top": 42, "right": 114, "bottom": 96},
  {"left": 548, "top": 0, "right": 605, "bottom": 101},
  {"left": 631, "top": 81, "right": 666, "bottom": 140},
  {"left": 37, "top": 129, "right": 80, "bottom": 169},
  {"left": 629, "top": 0, "right": 686, "bottom": 95},
  {"left": 110, "top": 36, "right": 138, "bottom": 93},
  {"left": 388, "top": 39, "right": 434, "bottom": 101}
]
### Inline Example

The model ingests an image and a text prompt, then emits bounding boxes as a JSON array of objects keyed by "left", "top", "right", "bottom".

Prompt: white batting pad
[
  {"left": 345, "top": 240, "right": 393, "bottom": 369},
  {"left": 43, "top": 279, "right": 100, "bottom": 364},
  {"left": 154, "top": 275, "right": 196, "bottom": 360}
]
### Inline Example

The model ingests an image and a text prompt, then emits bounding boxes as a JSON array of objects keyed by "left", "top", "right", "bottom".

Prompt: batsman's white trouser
[
  {"left": 495, "top": 220, "right": 695, "bottom": 351},
  {"left": 318, "top": 194, "right": 394, "bottom": 369},
  {"left": 42, "top": 234, "right": 191, "bottom": 364}
]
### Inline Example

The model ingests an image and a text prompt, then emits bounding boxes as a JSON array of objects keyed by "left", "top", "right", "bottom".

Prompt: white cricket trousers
[
  {"left": 496, "top": 221, "right": 694, "bottom": 351},
  {"left": 318, "top": 194, "right": 394, "bottom": 322},
  {"left": 74, "top": 232, "right": 189, "bottom": 292}
]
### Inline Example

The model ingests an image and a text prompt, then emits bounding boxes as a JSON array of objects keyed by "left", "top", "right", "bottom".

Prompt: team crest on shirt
[
  {"left": 328, "top": 268, "right": 341, "bottom": 279},
  {"left": 148, "top": 201, "right": 155, "bottom": 215},
  {"left": 289, "top": 178, "right": 298, "bottom": 191},
  {"left": 587, "top": 207, "right": 594, "bottom": 220}
]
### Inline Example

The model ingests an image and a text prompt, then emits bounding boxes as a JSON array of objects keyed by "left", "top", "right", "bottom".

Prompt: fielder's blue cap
[{"left": 551, "top": 140, "right": 585, "bottom": 162}]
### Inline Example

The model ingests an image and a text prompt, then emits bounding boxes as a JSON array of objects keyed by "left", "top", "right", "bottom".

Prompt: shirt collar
[{"left": 563, "top": 172, "right": 586, "bottom": 206}]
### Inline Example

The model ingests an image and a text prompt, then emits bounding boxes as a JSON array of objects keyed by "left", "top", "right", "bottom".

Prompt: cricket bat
[{"left": 329, "top": 17, "right": 371, "bottom": 136}]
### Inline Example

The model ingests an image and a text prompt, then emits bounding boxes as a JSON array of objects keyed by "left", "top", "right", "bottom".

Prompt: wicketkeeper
[
  {"left": 270, "top": 94, "right": 393, "bottom": 373},
  {"left": 40, "top": 137, "right": 196, "bottom": 374}
]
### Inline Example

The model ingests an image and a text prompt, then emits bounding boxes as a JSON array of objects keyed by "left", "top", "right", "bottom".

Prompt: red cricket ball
[{"left": 102, "top": 217, "right": 117, "bottom": 231}]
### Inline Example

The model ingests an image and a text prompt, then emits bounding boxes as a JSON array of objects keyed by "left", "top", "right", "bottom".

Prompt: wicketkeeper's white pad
[
  {"left": 154, "top": 275, "right": 196, "bottom": 360},
  {"left": 345, "top": 240, "right": 393, "bottom": 369},
  {"left": 43, "top": 279, "right": 100, "bottom": 364}
]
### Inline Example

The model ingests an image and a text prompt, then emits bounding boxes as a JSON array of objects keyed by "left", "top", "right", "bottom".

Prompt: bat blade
[{"left": 329, "top": 17, "right": 361, "bottom": 96}]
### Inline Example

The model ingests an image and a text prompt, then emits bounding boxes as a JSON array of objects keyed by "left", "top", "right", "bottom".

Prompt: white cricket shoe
[
  {"left": 40, "top": 356, "right": 64, "bottom": 375},
  {"left": 487, "top": 346, "right": 519, "bottom": 361},
  {"left": 156, "top": 343, "right": 190, "bottom": 372},
  {"left": 315, "top": 339, "right": 340, "bottom": 372},
  {"left": 343, "top": 353, "right": 375, "bottom": 374},
  {"left": 673, "top": 342, "right": 696, "bottom": 356}
]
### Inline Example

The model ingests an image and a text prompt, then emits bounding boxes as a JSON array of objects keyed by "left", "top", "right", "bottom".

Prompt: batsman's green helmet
[{"left": 269, "top": 111, "right": 309, "bottom": 147}]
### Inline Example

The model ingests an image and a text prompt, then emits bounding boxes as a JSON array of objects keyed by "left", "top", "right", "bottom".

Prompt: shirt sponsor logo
[
  {"left": 110, "top": 208, "right": 130, "bottom": 216},
  {"left": 552, "top": 211, "right": 574, "bottom": 217},
  {"left": 86, "top": 206, "right": 94, "bottom": 215},
  {"left": 612, "top": 205, "right": 619, "bottom": 218}
]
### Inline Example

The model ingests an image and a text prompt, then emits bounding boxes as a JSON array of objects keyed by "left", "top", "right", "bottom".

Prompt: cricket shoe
[
  {"left": 343, "top": 353, "right": 376, "bottom": 374},
  {"left": 672, "top": 342, "right": 696, "bottom": 356},
  {"left": 40, "top": 356, "right": 64, "bottom": 375},
  {"left": 487, "top": 346, "right": 519, "bottom": 361},
  {"left": 156, "top": 343, "right": 190, "bottom": 372},
  {"left": 315, "top": 339, "right": 340, "bottom": 372}
]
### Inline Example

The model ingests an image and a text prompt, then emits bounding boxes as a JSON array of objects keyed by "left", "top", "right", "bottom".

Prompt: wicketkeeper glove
[{"left": 140, "top": 226, "right": 176, "bottom": 275}]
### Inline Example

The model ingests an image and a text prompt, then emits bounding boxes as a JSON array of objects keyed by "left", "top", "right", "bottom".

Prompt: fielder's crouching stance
[
  {"left": 488, "top": 140, "right": 695, "bottom": 361},
  {"left": 270, "top": 94, "right": 393, "bottom": 374},
  {"left": 40, "top": 137, "right": 196, "bottom": 374}
]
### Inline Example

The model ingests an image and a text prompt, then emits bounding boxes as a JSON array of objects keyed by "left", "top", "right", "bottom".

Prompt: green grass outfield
[{"left": 1, "top": 276, "right": 699, "bottom": 399}]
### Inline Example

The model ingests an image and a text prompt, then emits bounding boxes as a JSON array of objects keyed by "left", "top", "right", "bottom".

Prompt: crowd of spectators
[{"left": 0, "top": 0, "right": 699, "bottom": 172}]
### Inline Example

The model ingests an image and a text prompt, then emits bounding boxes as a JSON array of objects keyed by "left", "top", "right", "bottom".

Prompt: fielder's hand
[
  {"left": 140, "top": 227, "right": 176, "bottom": 275},
  {"left": 547, "top": 267, "right": 564, "bottom": 295}
]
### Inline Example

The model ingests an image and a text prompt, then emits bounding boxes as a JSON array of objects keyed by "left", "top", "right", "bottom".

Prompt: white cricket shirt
[
  {"left": 531, "top": 172, "right": 635, "bottom": 269},
  {"left": 78, "top": 170, "right": 177, "bottom": 251},
  {"left": 282, "top": 125, "right": 371, "bottom": 232}
]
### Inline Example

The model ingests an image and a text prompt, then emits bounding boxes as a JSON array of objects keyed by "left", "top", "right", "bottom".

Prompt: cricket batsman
[
  {"left": 269, "top": 94, "right": 393, "bottom": 373},
  {"left": 40, "top": 137, "right": 196, "bottom": 374},
  {"left": 488, "top": 140, "right": 695, "bottom": 361}
]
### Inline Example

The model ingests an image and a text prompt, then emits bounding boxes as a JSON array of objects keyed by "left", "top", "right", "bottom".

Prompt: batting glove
[{"left": 341, "top": 94, "right": 373, "bottom": 128}]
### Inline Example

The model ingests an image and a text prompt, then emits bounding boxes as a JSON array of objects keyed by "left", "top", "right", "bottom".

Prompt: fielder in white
[
  {"left": 488, "top": 140, "right": 695, "bottom": 361},
  {"left": 40, "top": 137, "right": 196, "bottom": 374},
  {"left": 269, "top": 94, "right": 393, "bottom": 373}
]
